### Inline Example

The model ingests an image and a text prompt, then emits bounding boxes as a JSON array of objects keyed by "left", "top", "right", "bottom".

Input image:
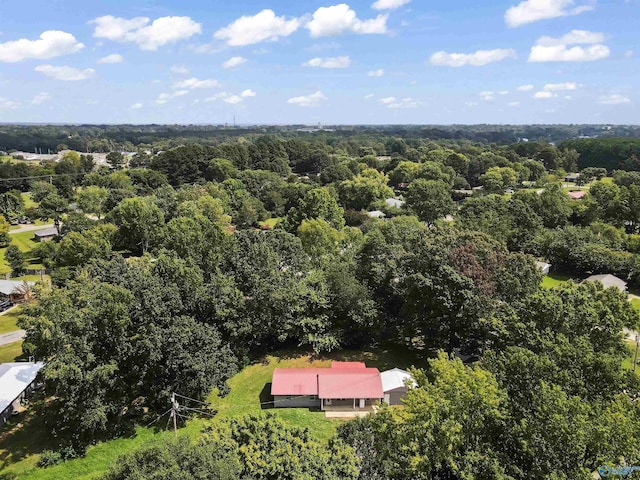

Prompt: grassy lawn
[
  {"left": 0, "top": 229, "right": 49, "bottom": 274},
  {"left": 0, "top": 346, "right": 422, "bottom": 479},
  {"left": 0, "top": 341, "right": 23, "bottom": 363},
  {"left": 258, "top": 217, "right": 282, "bottom": 229},
  {"left": 623, "top": 339, "right": 640, "bottom": 374},
  {"left": 0, "top": 307, "right": 21, "bottom": 335},
  {"left": 631, "top": 298, "right": 640, "bottom": 313},
  {"left": 541, "top": 272, "right": 574, "bottom": 289}
]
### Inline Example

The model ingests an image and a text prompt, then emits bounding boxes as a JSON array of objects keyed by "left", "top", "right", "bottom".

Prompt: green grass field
[
  {"left": 0, "top": 228, "right": 49, "bottom": 274},
  {"left": 631, "top": 298, "right": 640, "bottom": 313},
  {"left": 0, "top": 341, "right": 23, "bottom": 363},
  {"left": 0, "top": 307, "right": 21, "bottom": 335},
  {"left": 0, "top": 347, "right": 422, "bottom": 479},
  {"left": 541, "top": 272, "right": 574, "bottom": 289}
]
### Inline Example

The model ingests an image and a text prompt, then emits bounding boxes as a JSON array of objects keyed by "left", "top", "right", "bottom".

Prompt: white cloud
[
  {"left": 372, "top": 0, "right": 411, "bottom": 10},
  {"left": 31, "top": 92, "right": 51, "bottom": 105},
  {"left": 480, "top": 91, "right": 496, "bottom": 101},
  {"left": 35, "top": 65, "right": 95, "bottom": 81},
  {"left": 364, "top": 93, "right": 375, "bottom": 99},
  {"left": 534, "top": 91, "right": 556, "bottom": 99},
  {"left": 625, "top": 50, "right": 634, "bottom": 58},
  {"left": 173, "top": 77, "right": 221, "bottom": 90},
  {"left": 430, "top": 48, "right": 516, "bottom": 67},
  {"left": 498, "top": 90, "right": 510, "bottom": 95},
  {"left": 368, "top": 69, "right": 384, "bottom": 77},
  {"left": 91, "top": 15, "right": 201, "bottom": 51},
  {"left": 223, "top": 56, "right": 247, "bottom": 69},
  {"left": 214, "top": 9, "right": 300, "bottom": 46},
  {"left": 306, "top": 4, "right": 388, "bottom": 38},
  {"left": 223, "top": 95, "right": 243, "bottom": 105},
  {"left": 303, "top": 56, "right": 351, "bottom": 68},
  {"left": 536, "top": 30, "right": 604, "bottom": 46},
  {"left": 97, "top": 53, "right": 123, "bottom": 64},
  {"left": 529, "top": 43, "right": 609, "bottom": 62},
  {"left": 517, "top": 84, "right": 535, "bottom": 91},
  {"left": 241, "top": 89, "right": 257, "bottom": 97},
  {"left": 130, "top": 102, "right": 143, "bottom": 109},
  {"left": 287, "top": 91, "right": 327, "bottom": 107},
  {"left": 0, "top": 97, "right": 20, "bottom": 110},
  {"left": 505, "top": 0, "right": 594, "bottom": 28},
  {"left": 378, "top": 96, "right": 419, "bottom": 109},
  {"left": 508, "top": 101, "right": 521, "bottom": 106},
  {"left": 173, "top": 90, "right": 190, "bottom": 97},
  {"left": 543, "top": 82, "right": 577, "bottom": 91},
  {"left": 155, "top": 93, "right": 172, "bottom": 105},
  {"left": 205, "top": 92, "right": 230, "bottom": 102},
  {"left": 529, "top": 30, "right": 610, "bottom": 62},
  {"left": 0, "top": 31, "right": 83, "bottom": 63},
  {"left": 599, "top": 94, "right": 630, "bottom": 105},
  {"left": 171, "top": 65, "right": 189, "bottom": 74}
]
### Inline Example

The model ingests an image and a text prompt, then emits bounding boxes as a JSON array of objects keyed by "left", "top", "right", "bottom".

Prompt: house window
[{"left": 310, "top": 395, "right": 318, "bottom": 400}]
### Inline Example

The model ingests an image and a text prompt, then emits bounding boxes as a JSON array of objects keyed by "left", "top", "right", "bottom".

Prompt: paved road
[
  {"left": 9, "top": 224, "right": 54, "bottom": 235},
  {"left": 0, "top": 329, "right": 25, "bottom": 346}
]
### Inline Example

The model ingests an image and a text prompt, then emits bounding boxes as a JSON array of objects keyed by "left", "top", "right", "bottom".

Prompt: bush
[{"left": 37, "top": 450, "right": 62, "bottom": 468}]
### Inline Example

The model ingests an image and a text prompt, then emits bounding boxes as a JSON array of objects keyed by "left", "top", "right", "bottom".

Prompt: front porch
[{"left": 320, "top": 398, "right": 380, "bottom": 417}]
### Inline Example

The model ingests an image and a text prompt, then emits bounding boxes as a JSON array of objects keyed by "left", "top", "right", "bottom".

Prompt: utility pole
[
  {"left": 171, "top": 393, "right": 178, "bottom": 436},
  {"left": 634, "top": 334, "right": 639, "bottom": 374}
]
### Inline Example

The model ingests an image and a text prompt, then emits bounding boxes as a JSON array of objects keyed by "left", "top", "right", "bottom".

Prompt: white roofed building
[
  {"left": 381, "top": 368, "right": 416, "bottom": 406},
  {"left": 0, "top": 362, "right": 44, "bottom": 425}
]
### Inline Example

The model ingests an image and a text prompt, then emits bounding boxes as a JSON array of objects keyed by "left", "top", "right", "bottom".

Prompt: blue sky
[{"left": 0, "top": 0, "right": 637, "bottom": 124}]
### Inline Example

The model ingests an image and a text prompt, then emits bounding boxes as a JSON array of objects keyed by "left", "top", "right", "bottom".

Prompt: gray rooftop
[{"left": 584, "top": 274, "right": 628, "bottom": 292}]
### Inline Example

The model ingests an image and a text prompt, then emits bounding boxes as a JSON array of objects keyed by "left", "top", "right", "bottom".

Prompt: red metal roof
[
  {"left": 331, "top": 361, "right": 366, "bottom": 369},
  {"left": 318, "top": 372, "right": 383, "bottom": 399},
  {"left": 271, "top": 362, "right": 383, "bottom": 399}
]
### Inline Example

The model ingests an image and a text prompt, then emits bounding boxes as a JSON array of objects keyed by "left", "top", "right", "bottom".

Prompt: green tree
[
  {"left": 5, "top": 244, "right": 26, "bottom": 276},
  {"left": 76, "top": 186, "right": 109, "bottom": 219},
  {"left": 338, "top": 168, "right": 394, "bottom": 211},
  {"left": 286, "top": 187, "right": 345, "bottom": 231},
  {"left": 0, "top": 215, "right": 10, "bottom": 247},
  {"left": 110, "top": 197, "right": 164, "bottom": 253},
  {"left": 106, "top": 151, "right": 124, "bottom": 170},
  {"left": 405, "top": 179, "right": 455, "bottom": 224}
]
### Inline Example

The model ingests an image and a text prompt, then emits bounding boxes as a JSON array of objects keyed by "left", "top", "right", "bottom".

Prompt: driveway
[
  {"left": 9, "top": 224, "right": 54, "bottom": 235},
  {"left": 0, "top": 329, "right": 25, "bottom": 346}
]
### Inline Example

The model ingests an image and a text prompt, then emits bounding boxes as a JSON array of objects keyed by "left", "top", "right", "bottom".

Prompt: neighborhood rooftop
[
  {"left": 33, "top": 228, "right": 59, "bottom": 238},
  {"left": 0, "top": 280, "right": 35, "bottom": 297},
  {"left": 0, "top": 362, "right": 44, "bottom": 413}
]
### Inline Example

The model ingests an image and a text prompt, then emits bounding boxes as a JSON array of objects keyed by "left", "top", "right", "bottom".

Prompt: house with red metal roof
[{"left": 271, "top": 361, "right": 384, "bottom": 411}]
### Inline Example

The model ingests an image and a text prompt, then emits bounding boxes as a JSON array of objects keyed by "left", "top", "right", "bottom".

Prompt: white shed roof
[
  {"left": 385, "top": 198, "right": 405, "bottom": 209},
  {"left": 0, "top": 362, "right": 44, "bottom": 412},
  {"left": 381, "top": 368, "right": 416, "bottom": 392},
  {"left": 367, "top": 210, "right": 386, "bottom": 219},
  {"left": 585, "top": 274, "right": 628, "bottom": 292},
  {"left": 0, "top": 280, "right": 35, "bottom": 296}
]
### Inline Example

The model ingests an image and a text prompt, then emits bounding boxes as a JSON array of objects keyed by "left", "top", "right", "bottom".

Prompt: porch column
[
  {"left": 321, "top": 398, "right": 324, "bottom": 411},
  {"left": 353, "top": 398, "right": 355, "bottom": 410}
]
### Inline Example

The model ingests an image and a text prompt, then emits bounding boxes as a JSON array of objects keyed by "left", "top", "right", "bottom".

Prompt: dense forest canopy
[{"left": 3, "top": 126, "right": 640, "bottom": 479}]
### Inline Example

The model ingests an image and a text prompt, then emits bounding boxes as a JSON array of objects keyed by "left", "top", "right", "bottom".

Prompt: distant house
[
  {"left": 381, "top": 368, "right": 416, "bottom": 405},
  {"left": 584, "top": 274, "right": 628, "bottom": 293},
  {"left": 271, "top": 361, "right": 384, "bottom": 411},
  {"left": 0, "top": 362, "right": 44, "bottom": 425},
  {"left": 535, "top": 261, "right": 552, "bottom": 276},
  {"left": 0, "top": 280, "right": 35, "bottom": 303},
  {"left": 567, "top": 191, "right": 588, "bottom": 200},
  {"left": 565, "top": 173, "right": 580, "bottom": 182},
  {"left": 33, "top": 227, "right": 59, "bottom": 242},
  {"left": 385, "top": 198, "right": 405, "bottom": 209},
  {"left": 367, "top": 210, "right": 386, "bottom": 219}
]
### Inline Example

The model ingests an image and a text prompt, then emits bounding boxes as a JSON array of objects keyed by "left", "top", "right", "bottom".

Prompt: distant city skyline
[{"left": 0, "top": 0, "right": 637, "bottom": 124}]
